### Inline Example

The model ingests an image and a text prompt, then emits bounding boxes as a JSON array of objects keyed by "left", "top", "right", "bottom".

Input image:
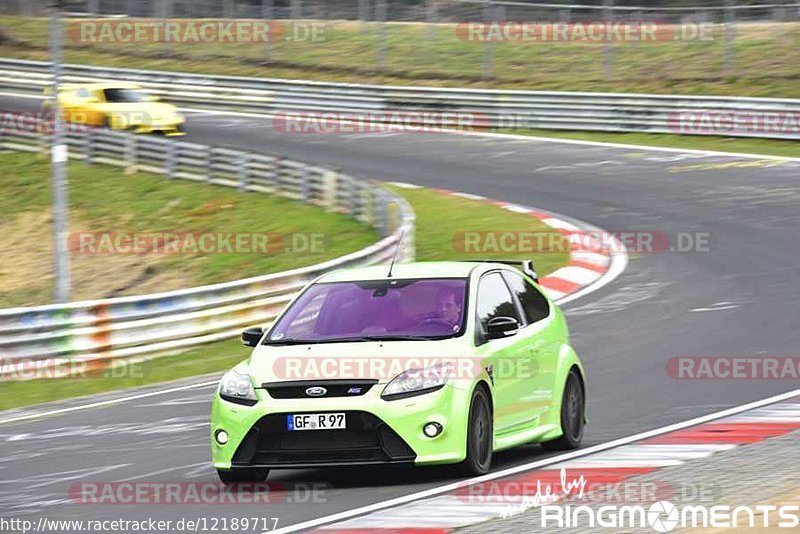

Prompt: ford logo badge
[{"left": 305, "top": 386, "right": 327, "bottom": 397}]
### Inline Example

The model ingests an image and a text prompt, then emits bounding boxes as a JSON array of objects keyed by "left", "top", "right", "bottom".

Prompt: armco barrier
[
  {"left": 0, "top": 121, "right": 414, "bottom": 376},
  {"left": 1, "top": 58, "right": 798, "bottom": 140}
]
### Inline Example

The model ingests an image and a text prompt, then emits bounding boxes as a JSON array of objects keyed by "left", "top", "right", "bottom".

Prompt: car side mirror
[
  {"left": 241, "top": 327, "right": 264, "bottom": 347},
  {"left": 485, "top": 316, "right": 520, "bottom": 340}
]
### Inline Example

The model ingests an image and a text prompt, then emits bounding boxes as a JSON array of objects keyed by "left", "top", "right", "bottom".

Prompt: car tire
[
  {"left": 460, "top": 386, "right": 493, "bottom": 476},
  {"left": 216, "top": 467, "right": 270, "bottom": 486},
  {"left": 541, "top": 369, "right": 584, "bottom": 451}
]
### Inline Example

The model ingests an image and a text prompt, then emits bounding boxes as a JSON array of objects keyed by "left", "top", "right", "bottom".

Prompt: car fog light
[
  {"left": 423, "top": 422, "right": 443, "bottom": 438},
  {"left": 215, "top": 430, "right": 229, "bottom": 445}
]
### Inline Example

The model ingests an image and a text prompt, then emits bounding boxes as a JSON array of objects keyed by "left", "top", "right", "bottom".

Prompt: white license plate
[{"left": 287, "top": 413, "right": 346, "bottom": 431}]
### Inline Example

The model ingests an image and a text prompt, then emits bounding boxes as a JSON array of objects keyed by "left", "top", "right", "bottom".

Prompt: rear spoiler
[{"left": 461, "top": 259, "right": 539, "bottom": 283}]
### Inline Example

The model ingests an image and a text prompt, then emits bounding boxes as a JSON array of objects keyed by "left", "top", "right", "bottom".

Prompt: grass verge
[
  {"left": 0, "top": 151, "right": 376, "bottom": 307},
  {"left": 0, "top": 182, "right": 571, "bottom": 411},
  {"left": 1, "top": 18, "right": 799, "bottom": 97}
]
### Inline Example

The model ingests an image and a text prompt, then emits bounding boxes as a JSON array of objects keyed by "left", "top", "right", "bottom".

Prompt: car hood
[
  {"left": 246, "top": 338, "right": 473, "bottom": 386},
  {"left": 99, "top": 102, "right": 180, "bottom": 119}
]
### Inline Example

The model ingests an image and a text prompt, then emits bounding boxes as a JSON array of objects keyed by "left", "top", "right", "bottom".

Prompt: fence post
[
  {"left": 426, "top": 0, "right": 437, "bottom": 43},
  {"left": 377, "top": 0, "right": 388, "bottom": 70},
  {"left": 724, "top": 0, "right": 737, "bottom": 76},
  {"left": 482, "top": 0, "right": 494, "bottom": 80},
  {"left": 359, "top": 0, "right": 369, "bottom": 34},
  {"left": 238, "top": 153, "right": 250, "bottom": 192},
  {"left": 603, "top": 0, "right": 613, "bottom": 80},
  {"left": 261, "top": 0, "right": 274, "bottom": 61},
  {"left": 124, "top": 131, "right": 137, "bottom": 175}
]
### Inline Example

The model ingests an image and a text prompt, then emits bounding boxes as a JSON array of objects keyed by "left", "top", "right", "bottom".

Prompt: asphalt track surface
[{"left": 1, "top": 94, "right": 799, "bottom": 531}]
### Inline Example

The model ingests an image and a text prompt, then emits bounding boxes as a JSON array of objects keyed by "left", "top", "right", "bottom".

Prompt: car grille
[
  {"left": 262, "top": 380, "right": 378, "bottom": 399},
  {"left": 231, "top": 411, "right": 416, "bottom": 468}
]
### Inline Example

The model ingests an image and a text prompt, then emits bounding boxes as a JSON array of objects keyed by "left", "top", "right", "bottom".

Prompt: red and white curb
[
  {"left": 387, "top": 182, "right": 628, "bottom": 305},
  {"left": 307, "top": 396, "right": 800, "bottom": 532}
]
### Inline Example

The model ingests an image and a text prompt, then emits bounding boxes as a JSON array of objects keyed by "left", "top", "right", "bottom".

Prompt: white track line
[
  {"left": 0, "top": 380, "right": 218, "bottom": 426},
  {"left": 268, "top": 389, "right": 800, "bottom": 534}
]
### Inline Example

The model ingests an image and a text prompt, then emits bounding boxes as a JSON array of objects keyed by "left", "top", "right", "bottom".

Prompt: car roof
[
  {"left": 317, "top": 261, "right": 510, "bottom": 283},
  {"left": 62, "top": 82, "right": 142, "bottom": 91}
]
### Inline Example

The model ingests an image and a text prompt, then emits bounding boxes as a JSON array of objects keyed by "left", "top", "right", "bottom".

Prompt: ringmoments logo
[{"left": 540, "top": 501, "right": 800, "bottom": 531}]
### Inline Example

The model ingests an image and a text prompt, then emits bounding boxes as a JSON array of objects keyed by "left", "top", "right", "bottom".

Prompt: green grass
[
  {"left": 0, "top": 151, "right": 376, "bottom": 307},
  {"left": 1, "top": 17, "right": 800, "bottom": 97},
  {"left": 385, "top": 184, "right": 570, "bottom": 277},
  {"left": 0, "top": 340, "right": 242, "bottom": 411},
  {"left": 0, "top": 181, "right": 571, "bottom": 412},
  {"left": 502, "top": 129, "right": 800, "bottom": 158}
]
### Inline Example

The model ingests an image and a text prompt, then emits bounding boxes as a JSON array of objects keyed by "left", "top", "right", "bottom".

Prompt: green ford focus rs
[{"left": 210, "top": 260, "right": 586, "bottom": 484}]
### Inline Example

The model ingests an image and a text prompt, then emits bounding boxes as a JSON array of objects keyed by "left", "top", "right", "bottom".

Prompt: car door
[
  {"left": 501, "top": 270, "right": 558, "bottom": 424},
  {"left": 473, "top": 271, "right": 533, "bottom": 434}
]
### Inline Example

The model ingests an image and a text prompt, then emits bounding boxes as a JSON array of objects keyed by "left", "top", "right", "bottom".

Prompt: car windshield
[
  {"left": 265, "top": 278, "right": 468, "bottom": 344},
  {"left": 103, "top": 88, "right": 149, "bottom": 103}
]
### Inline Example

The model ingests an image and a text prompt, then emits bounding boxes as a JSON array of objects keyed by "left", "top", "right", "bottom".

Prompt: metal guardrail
[
  {"left": 0, "top": 58, "right": 797, "bottom": 140},
  {"left": 0, "top": 120, "right": 415, "bottom": 376}
]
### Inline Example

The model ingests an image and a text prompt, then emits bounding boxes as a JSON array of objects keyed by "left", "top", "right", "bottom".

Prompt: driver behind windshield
[{"left": 434, "top": 288, "right": 463, "bottom": 331}]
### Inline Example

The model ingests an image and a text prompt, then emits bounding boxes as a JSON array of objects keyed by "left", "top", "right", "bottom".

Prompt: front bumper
[{"left": 211, "top": 380, "right": 473, "bottom": 470}]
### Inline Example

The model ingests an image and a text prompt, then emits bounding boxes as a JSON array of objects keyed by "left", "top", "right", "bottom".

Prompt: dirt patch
[{"left": 0, "top": 210, "right": 196, "bottom": 305}]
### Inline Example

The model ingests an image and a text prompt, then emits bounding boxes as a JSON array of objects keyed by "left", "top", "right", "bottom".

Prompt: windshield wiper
[
  {"left": 262, "top": 333, "right": 455, "bottom": 345},
  {"left": 360, "top": 334, "right": 447, "bottom": 341},
  {"left": 262, "top": 338, "right": 313, "bottom": 346}
]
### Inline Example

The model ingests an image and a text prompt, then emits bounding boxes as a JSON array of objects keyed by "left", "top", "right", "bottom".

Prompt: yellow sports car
[{"left": 43, "top": 82, "right": 185, "bottom": 135}]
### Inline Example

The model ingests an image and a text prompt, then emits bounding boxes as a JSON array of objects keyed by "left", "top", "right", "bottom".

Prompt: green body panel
[{"left": 210, "top": 261, "right": 586, "bottom": 469}]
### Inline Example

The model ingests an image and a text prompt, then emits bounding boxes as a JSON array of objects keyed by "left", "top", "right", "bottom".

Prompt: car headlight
[
  {"left": 219, "top": 370, "right": 258, "bottom": 406},
  {"left": 382, "top": 363, "right": 451, "bottom": 401}
]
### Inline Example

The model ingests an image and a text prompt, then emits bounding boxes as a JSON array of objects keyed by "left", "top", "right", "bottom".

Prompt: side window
[
  {"left": 502, "top": 271, "right": 550, "bottom": 325},
  {"left": 475, "top": 272, "right": 521, "bottom": 344}
]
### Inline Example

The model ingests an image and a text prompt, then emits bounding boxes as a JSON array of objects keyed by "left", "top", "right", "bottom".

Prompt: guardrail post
[
  {"left": 84, "top": 128, "right": 94, "bottom": 164},
  {"left": 238, "top": 153, "right": 250, "bottom": 192},
  {"left": 349, "top": 177, "right": 360, "bottom": 217},
  {"left": 323, "top": 169, "right": 338, "bottom": 211},
  {"left": 124, "top": 131, "right": 137, "bottom": 175},
  {"left": 206, "top": 147, "right": 214, "bottom": 182},
  {"left": 39, "top": 121, "right": 49, "bottom": 159},
  {"left": 166, "top": 140, "right": 177, "bottom": 179},
  {"left": 377, "top": 192, "right": 389, "bottom": 238},
  {"left": 300, "top": 165, "right": 311, "bottom": 202}
]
